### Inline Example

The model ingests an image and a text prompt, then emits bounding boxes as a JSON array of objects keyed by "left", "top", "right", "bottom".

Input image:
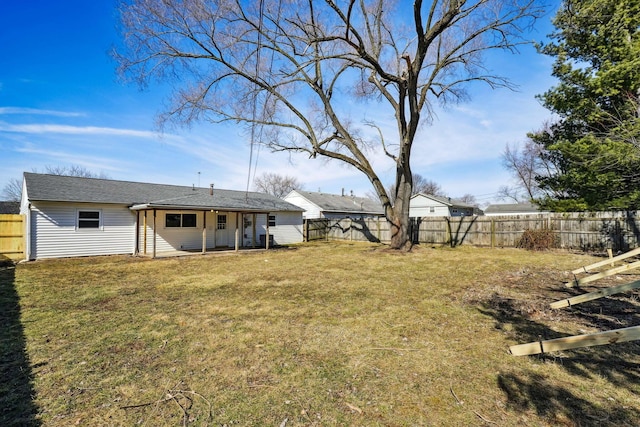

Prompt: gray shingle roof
[
  {"left": 293, "top": 190, "right": 384, "bottom": 214},
  {"left": 23, "top": 173, "right": 302, "bottom": 212},
  {"left": 0, "top": 201, "right": 20, "bottom": 214},
  {"left": 412, "top": 193, "right": 477, "bottom": 209},
  {"left": 484, "top": 203, "right": 542, "bottom": 215}
]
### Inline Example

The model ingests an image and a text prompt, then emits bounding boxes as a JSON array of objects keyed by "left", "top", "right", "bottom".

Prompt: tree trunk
[{"left": 389, "top": 162, "right": 412, "bottom": 250}]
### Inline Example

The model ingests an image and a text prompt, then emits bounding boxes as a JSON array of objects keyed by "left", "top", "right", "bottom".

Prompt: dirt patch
[{"left": 467, "top": 266, "right": 640, "bottom": 347}]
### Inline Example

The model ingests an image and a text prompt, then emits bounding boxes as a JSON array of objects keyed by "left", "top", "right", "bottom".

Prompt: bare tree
[
  {"left": 43, "top": 165, "right": 110, "bottom": 179},
  {"left": 497, "top": 184, "right": 522, "bottom": 203},
  {"left": 254, "top": 172, "right": 303, "bottom": 198},
  {"left": 387, "top": 173, "right": 445, "bottom": 200},
  {"left": 413, "top": 174, "right": 446, "bottom": 197},
  {"left": 501, "top": 141, "right": 540, "bottom": 201},
  {"left": 42, "top": 165, "right": 109, "bottom": 179},
  {"left": 1, "top": 178, "right": 22, "bottom": 202},
  {"left": 456, "top": 193, "right": 477, "bottom": 206},
  {"left": 501, "top": 125, "right": 560, "bottom": 203},
  {"left": 116, "top": 0, "right": 544, "bottom": 249}
]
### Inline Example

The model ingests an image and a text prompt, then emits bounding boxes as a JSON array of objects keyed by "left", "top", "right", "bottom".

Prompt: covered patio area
[{"left": 132, "top": 206, "right": 275, "bottom": 259}]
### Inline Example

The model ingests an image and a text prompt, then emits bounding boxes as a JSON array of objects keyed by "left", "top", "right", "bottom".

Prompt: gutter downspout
[
  {"left": 134, "top": 210, "right": 140, "bottom": 256},
  {"left": 152, "top": 209, "right": 157, "bottom": 259},
  {"left": 24, "top": 203, "right": 32, "bottom": 261}
]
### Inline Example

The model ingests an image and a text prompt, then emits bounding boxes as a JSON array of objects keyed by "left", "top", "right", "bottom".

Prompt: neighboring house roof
[
  {"left": 411, "top": 193, "right": 477, "bottom": 210},
  {"left": 484, "top": 202, "right": 543, "bottom": 215},
  {"left": 0, "top": 201, "right": 20, "bottom": 214},
  {"left": 23, "top": 173, "right": 303, "bottom": 212},
  {"left": 287, "top": 190, "right": 384, "bottom": 215}
]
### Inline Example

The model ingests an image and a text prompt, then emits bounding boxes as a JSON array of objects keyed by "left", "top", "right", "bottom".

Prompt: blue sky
[{"left": 1, "top": 1, "right": 558, "bottom": 206}]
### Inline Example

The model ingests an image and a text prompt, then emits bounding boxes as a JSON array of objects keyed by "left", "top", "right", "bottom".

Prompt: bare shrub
[{"left": 516, "top": 229, "right": 558, "bottom": 251}]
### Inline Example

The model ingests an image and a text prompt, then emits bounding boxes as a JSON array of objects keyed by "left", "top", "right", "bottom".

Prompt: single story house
[
  {"left": 409, "top": 193, "right": 482, "bottom": 217},
  {"left": 483, "top": 202, "right": 546, "bottom": 216},
  {"left": 284, "top": 189, "right": 384, "bottom": 219},
  {"left": 20, "top": 172, "right": 304, "bottom": 260}
]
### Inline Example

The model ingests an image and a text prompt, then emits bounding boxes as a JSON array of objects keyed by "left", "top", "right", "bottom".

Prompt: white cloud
[
  {"left": 0, "top": 121, "right": 182, "bottom": 140},
  {"left": 14, "top": 145, "right": 125, "bottom": 173},
  {"left": 0, "top": 107, "right": 86, "bottom": 117}
]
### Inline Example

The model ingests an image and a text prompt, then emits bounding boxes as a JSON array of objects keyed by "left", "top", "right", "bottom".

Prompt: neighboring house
[
  {"left": 20, "top": 172, "right": 304, "bottom": 260},
  {"left": 284, "top": 189, "right": 384, "bottom": 219},
  {"left": 483, "top": 202, "right": 546, "bottom": 216},
  {"left": 0, "top": 201, "right": 20, "bottom": 214},
  {"left": 409, "top": 193, "right": 482, "bottom": 217}
]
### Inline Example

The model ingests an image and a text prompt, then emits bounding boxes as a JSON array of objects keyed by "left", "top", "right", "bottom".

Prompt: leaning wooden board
[
  {"left": 566, "top": 259, "right": 640, "bottom": 287},
  {"left": 571, "top": 247, "right": 640, "bottom": 275},
  {"left": 510, "top": 325, "right": 640, "bottom": 356},
  {"left": 551, "top": 279, "right": 640, "bottom": 309}
]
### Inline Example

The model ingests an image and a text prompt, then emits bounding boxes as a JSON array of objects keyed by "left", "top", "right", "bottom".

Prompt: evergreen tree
[{"left": 532, "top": 0, "right": 640, "bottom": 211}]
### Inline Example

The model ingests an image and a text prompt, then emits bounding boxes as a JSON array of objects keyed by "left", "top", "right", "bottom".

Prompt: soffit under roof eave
[{"left": 129, "top": 203, "right": 280, "bottom": 213}]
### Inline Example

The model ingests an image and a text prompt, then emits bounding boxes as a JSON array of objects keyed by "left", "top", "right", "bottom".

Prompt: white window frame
[
  {"left": 217, "top": 214, "right": 227, "bottom": 230},
  {"left": 76, "top": 209, "right": 102, "bottom": 230}
]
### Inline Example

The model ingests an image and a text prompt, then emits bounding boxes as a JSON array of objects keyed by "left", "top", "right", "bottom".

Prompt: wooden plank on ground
[
  {"left": 551, "top": 280, "right": 640, "bottom": 309},
  {"left": 510, "top": 325, "right": 640, "bottom": 356},
  {"left": 565, "top": 259, "right": 640, "bottom": 288},
  {"left": 571, "top": 247, "right": 640, "bottom": 275}
]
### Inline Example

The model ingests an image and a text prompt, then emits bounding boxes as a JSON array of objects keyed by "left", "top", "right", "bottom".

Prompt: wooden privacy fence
[
  {"left": 0, "top": 214, "right": 25, "bottom": 262},
  {"left": 305, "top": 211, "right": 640, "bottom": 251}
]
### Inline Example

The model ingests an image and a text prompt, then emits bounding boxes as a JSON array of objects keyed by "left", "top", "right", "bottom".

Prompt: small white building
[
  {"left": 21, "top": 173, "right": 304, "bottom": 260},
  {"left": 409, "top": 193, "right": 481, "bottom": 217},
  {"left": 284, "top": 189, "right": 384, "bottom": 219}
]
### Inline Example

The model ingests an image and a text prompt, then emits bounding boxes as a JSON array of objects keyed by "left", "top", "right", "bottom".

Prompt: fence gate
[
  {"left": 0, "top": 214, "right": 25, "bottom": 262},
  {"left": 304, "top": 219, "right": 329, "bottom": 241}
]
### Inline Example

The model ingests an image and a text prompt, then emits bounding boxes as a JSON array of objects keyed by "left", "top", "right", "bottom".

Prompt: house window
[
  {"left": 77, "top": 210, "right": 101, "bottom": 229},
  {"left": 183, "top": 214, "right": 197, "bottom": 227},
  {"left": 268, "top": 215, "right": 276, "bottom": 227},
  {"left": 166, "top": 213, "right": 197, "bottom": 228},
  {"left": 429, "top": 207, "right": 435, "bottom": 213},
  {"left": 217, "top": 214, "right": 227, "bottom": 230}
]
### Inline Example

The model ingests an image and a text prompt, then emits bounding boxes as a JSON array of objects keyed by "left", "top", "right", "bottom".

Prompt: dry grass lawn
[{"left": 2, "top": 241, "right": 640, "bottom": 426}]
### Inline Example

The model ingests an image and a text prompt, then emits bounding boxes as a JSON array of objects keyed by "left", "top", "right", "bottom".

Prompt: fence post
[
  {"left": 491, "top": 218, "right": 495, "bottom": 248},
  {"left": 349, "top": 218, "right": 353, "bottom": 241}
]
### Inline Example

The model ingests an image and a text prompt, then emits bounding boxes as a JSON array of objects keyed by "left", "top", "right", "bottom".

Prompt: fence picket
[{"left": 0, "top": 214, "right": 25, "bottom": 261}]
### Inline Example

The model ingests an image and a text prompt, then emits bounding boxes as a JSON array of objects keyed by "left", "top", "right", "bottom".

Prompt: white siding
[
  {"left": 205, "top": 211, "right": 236, "bottom": 248},
  {"left": 283, "top": 191, "right": 322, "bottom": 219},
  {"left": 29, "top": 204, "right": 302, "bottom": 260},
  {"left": 409, "top": 195, "right": 450, "bottom": 217},
  {"left": 30, "top": 202, "right": 135, "bottom": 259},
  {"left": 137, "top": 210, "right": 238, "bottom": 253},
  {"left": 253, "top": 211, "right": 303, "bottom": 245}
]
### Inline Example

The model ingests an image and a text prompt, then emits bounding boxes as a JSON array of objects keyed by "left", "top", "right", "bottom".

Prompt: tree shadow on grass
[
  {"left": 480, "top": 292, "right": 640, "bottom": 426},
  {"left": 497, "top": 371, "right": 640, "bottom": 426},
  {"left": 0, "top": 262, "right": 41, "bottom": 426}
]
